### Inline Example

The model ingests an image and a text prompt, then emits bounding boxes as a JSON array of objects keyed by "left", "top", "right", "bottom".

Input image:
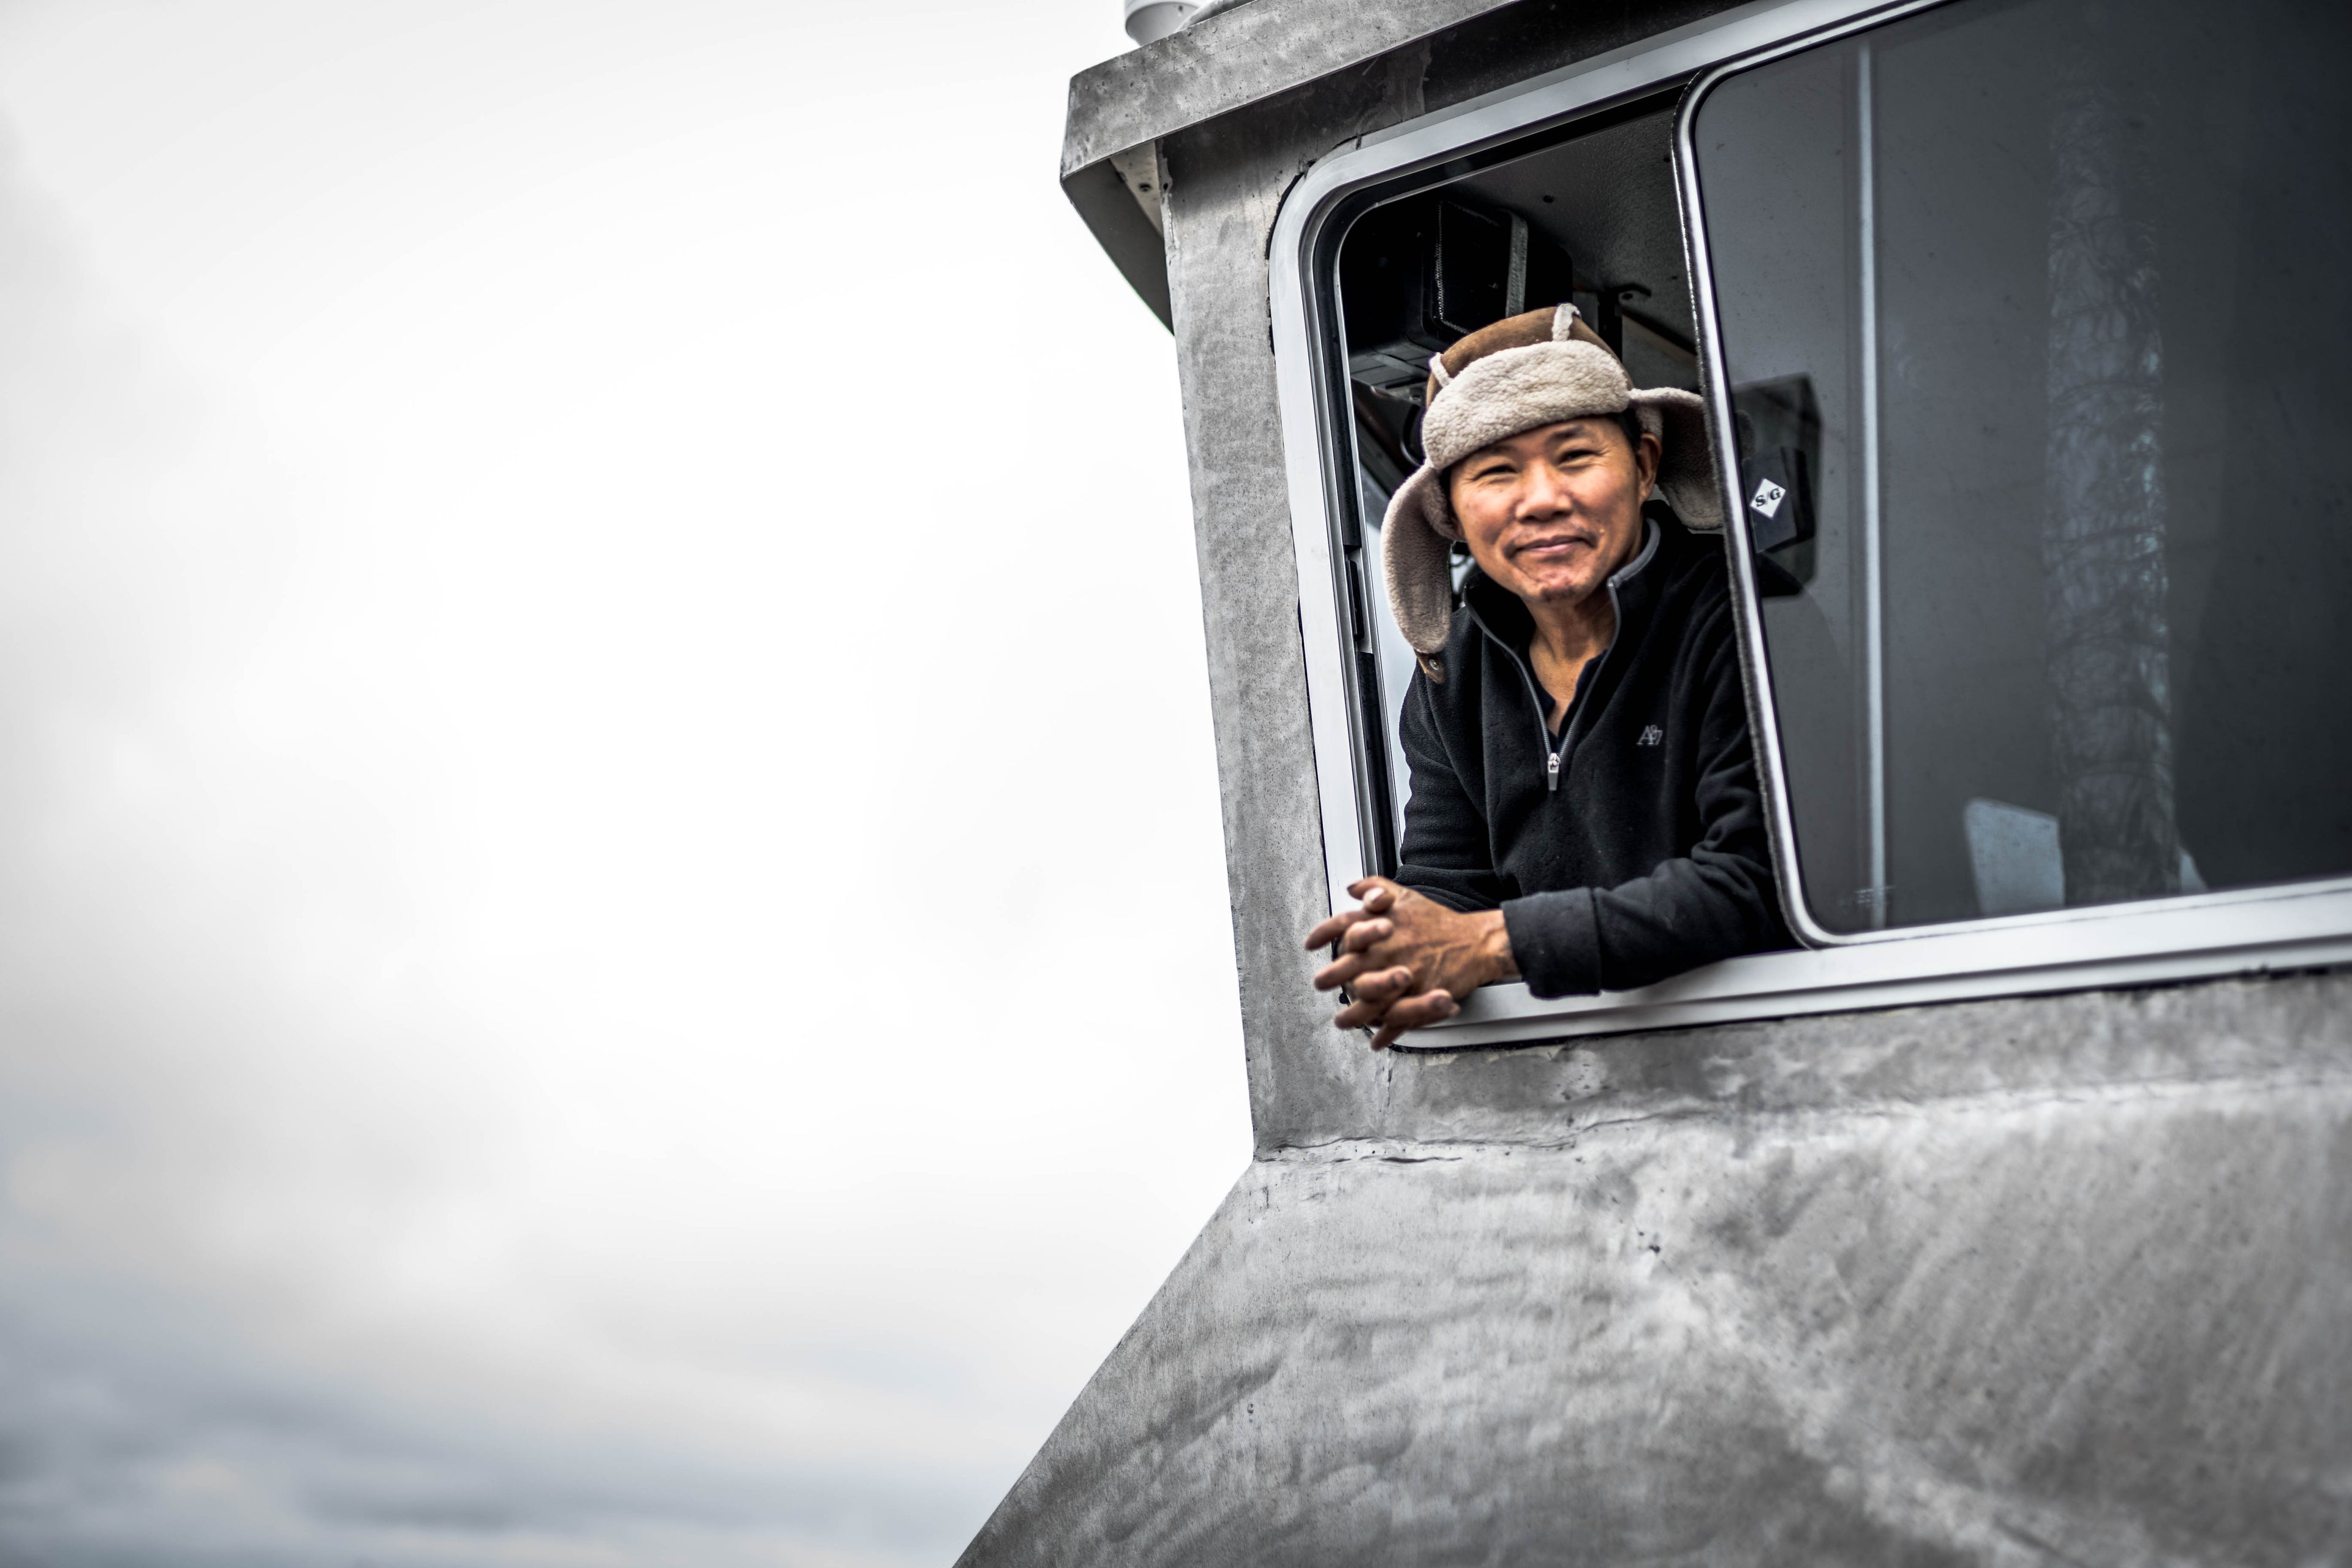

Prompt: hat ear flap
[
  {"left": 1382, "top": 464, "right": 1461, "bottom": 662},
  {"left": 1629, "top": 388, "right": 1725, "bottom": 529}
]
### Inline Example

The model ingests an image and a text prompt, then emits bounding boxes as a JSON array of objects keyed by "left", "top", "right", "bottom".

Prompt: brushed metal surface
[
  {"left": 1061, "top": 0, "right": 1511, "bottom": 180},
  {"left": 1001, "top": 2, "right": 2352, "bottom": 1558},
  {"left": 962, "top": 973, "right": 2352, "bottom": 1563}
]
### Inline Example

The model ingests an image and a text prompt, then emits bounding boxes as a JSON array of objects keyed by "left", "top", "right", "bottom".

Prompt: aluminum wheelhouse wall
[
  {"left": 1269, "top": 0, "right": 2352, "bottom": 1049},
  {"left": 960, "top": 2, "right": 2352, "bottom": 1557}
]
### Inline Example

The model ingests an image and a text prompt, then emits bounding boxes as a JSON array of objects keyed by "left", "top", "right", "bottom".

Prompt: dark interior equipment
[
  {"left": 1733, "top": 374, "right": 1822, "bottom": 593},
  {"left": 1340, "top": 195, "right": 1577, "bottom": 398}
]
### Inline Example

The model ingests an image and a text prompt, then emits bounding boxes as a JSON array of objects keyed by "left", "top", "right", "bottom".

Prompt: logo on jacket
[{"left": 1637, "top": 725, "right": 1664, "bottom": 747}]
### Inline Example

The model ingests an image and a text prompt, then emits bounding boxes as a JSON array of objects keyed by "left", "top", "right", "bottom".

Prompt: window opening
[{"left": 1331, "top": 97, "right": 1700, "bottom": 867}]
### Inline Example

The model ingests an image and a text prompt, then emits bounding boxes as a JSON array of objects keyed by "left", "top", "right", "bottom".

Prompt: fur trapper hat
[{"left": 1382, "top": 302, "right": 1723, "bottom": 666}]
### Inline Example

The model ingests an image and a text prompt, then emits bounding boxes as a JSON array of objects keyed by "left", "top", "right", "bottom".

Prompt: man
[{"left": 1305, "top": 303, "right": 1787, "bottom": 1047}]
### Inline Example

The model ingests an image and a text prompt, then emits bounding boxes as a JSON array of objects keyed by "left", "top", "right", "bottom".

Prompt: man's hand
[{"left": 1303, "top": 878, "right": 1518, "bottom": 1050}]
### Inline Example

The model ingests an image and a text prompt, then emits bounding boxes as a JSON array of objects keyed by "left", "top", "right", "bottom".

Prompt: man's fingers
[
  {"left": 1303, "top": 908, "right": 1363, "bottom": 949},
  {"left": 1329, "top": 968, "right": 1414, "bottom": 1027},
  {"left": 1369, "top": 990, "right": 1461, "bottom": 1050},
  {"left": 1317, "top": 878, "right": 1469, "bottom": 1047},
  {"left": 1313, "top": 952, "right": 1375, "bottom": 992},
  {"left": 1312, "top": 880, "right": 1404, "bottom": 951},
  {"left": 1315, "top": 952, "right": 1412, "bottom": 996}
]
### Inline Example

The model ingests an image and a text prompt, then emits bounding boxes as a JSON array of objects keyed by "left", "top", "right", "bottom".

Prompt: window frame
[{"left": 1270, "top": 0, "right": 2352, "bottom": 1049}]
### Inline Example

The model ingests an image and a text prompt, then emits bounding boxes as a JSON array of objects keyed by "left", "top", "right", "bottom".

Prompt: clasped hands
[{"left": 1303, "top": 878, "right": 1518, "bottom": 1050}]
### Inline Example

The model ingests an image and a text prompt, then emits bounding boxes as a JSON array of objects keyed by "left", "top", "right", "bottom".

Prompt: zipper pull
[{"left": 1546, "top": 751, "right": 1562, "bottom": 793}]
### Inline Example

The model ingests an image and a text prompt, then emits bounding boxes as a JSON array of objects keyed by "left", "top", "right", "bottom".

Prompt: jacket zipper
[
  {"left": 1471, "top": 614, "right": 1574, "bottom": 793},
  {"left": 1466, "top": 519, "right": 1657, "bottom": 797}
]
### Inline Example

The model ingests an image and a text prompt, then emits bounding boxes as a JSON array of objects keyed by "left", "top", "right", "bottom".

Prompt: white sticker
[{"left": 1749, "top": 477, "right": 1787, "bottom": 518}]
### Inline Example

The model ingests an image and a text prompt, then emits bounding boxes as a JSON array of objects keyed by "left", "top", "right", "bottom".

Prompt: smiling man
[{"left": 1306, "top": 303, "right": 1787, "bottom": 1047}]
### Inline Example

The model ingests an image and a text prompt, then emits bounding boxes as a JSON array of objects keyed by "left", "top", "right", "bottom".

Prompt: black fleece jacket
[{"left": 1396, "top": 508, "right": 1789, "bottom": 997}]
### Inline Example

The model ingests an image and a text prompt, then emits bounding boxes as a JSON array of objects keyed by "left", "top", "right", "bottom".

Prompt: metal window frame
[{"left": 1270, "top": 0, "right": 2352, "bottom": 1050}]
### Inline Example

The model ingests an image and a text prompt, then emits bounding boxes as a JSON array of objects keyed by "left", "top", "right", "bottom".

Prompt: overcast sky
[{"left": 0, "top": 1, "right": 1249, "bottom": 1561}]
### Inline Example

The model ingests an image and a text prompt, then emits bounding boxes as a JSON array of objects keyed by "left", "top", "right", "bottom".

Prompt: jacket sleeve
[
  {"left": 1395, "top": 668, "right": 1511, "bottom": 913},
  {"left": 1502, "top": 599, "right": 1790, "bottom": 996}
]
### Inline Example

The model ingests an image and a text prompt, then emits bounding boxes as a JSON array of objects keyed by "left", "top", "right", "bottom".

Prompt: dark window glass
[{"left": 1691, "top": 0, "right": 2352, "bottom": 933}]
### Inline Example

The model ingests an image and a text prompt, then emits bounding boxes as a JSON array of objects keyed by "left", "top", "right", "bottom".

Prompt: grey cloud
[
  {"left": 0, "top": 1267, "right": 992, "bottom": 1562},
  {"left": 0, "top": 124, "right": 989, "bottom": 1568},
  {"left": 0, "top": 1, "right": 1253, "bottom": 1553}
]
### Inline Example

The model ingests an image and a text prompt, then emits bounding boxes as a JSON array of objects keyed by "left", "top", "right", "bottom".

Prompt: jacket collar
[{"left": 1460, "top": 507, "right": 1679, "bottom": 654}]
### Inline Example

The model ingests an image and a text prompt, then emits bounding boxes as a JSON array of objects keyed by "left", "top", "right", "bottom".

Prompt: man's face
[{"left": 1447, "top": 417, "right": 1659, "bottom": 612}]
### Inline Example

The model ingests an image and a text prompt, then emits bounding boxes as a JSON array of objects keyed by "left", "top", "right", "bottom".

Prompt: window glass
[{"left": 1691, "top": 0, "right": 2352, "bottom": 933}]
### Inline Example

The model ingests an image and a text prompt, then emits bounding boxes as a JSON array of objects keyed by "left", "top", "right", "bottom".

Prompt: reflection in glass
[{"left": 1692, "top": 0, "right": 2352, "bottom": 933}]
